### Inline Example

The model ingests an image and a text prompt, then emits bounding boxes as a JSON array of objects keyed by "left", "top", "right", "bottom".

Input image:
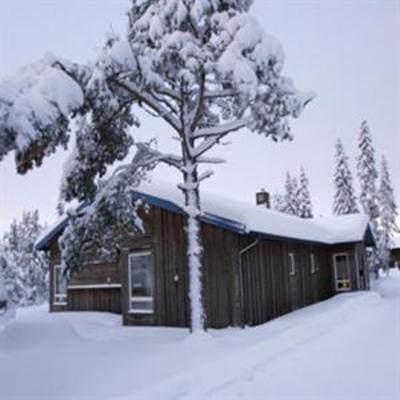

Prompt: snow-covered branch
[
  {"left": 192, "top": 117, "right": 251, "bottom": 158},
  {"left": 193, "top": 117, "right": 251, "bottom": 139},
  {"left": 111, "top": 79, "right": 182, "bottom": 133}
]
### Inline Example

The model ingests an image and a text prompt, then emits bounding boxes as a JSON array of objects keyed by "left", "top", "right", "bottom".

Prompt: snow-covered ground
[{"left": 1, "top": 272, "right": 399, "bottom": 400}]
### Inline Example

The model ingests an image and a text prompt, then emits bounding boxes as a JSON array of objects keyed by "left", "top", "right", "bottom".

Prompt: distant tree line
[
  {"left": 271, "top": 120, "right": 398, "bottom": 275},
  {"left": 271, "top": 167, "right": 313, "bottom": 219},
  {"left": 0, "top": 211, "right": 49, "bottom": 306}
]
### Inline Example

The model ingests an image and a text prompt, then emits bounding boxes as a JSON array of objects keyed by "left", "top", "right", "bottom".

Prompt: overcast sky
[{"left": 0, "top": 0, "right": 399, "bottom": 234}]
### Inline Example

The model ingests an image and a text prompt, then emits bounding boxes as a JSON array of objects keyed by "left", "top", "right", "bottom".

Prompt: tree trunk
[{"left": 181, "top": 155, "right": 206, "bottom": 332}]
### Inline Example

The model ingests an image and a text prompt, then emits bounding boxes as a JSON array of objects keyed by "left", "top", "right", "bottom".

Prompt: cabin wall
[
  {"left": 121, "top": 206, "right": 187, "bottom": 327},
  {"left": 121, "top": 206, "right": 239, "bottom": 329},
  {"left": 354, "top": 243, "right": 370, "bottom": 290},
  {"left": 45, "top": 206, "right": 368, "bottom": 330},
  {"left": 48, "top": 241, "right": 122, "bottom": 314},
  {"left": 240, "top": 237, "right": 334, "bottom": 326}
]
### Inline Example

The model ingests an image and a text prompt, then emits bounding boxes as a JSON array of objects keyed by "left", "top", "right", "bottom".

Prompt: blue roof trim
[
  {"left": 131, "top": 190, "right": 246, "bottom": 233},
  {"left": 131, "top": 190, "right": 183, "bottom": 215},
  {"left": 35, "top": 203, "right": 87, "bottom": 251},
  {"left": 203, "top": 212, "right": 246, "bottom": 234},
  {"left": 36, "top": 191, "right": 247, "bottom": 250},
  {"left": 35, "top": 216, "right": 69, "bottom": 251}
]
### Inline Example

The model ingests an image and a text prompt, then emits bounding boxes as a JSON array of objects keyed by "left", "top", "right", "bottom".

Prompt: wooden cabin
[{"left": 36, "top": 182, "right": 374, "bottom": 329}]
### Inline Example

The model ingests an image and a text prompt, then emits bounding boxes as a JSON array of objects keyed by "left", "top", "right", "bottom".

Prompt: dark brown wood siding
[
  {"left": 48, "top": 241, "right": 122, "bottom": 314},
  {"left": 45, "top": 203, "right": 368, "bottom": 329},
  {"left": 121, "top": 206, "right": 239, "bottom": 329},
  {"left": 240, "top": 237, "right": 334, "bottom": 326},
  {"left": 68, "top": 288, "right": 121, "bottom": 313}
]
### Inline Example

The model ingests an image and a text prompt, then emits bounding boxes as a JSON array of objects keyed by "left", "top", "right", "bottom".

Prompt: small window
[
  {"left": 128, "top": 251, "right": 154, "bottom": 314},
  {"left": 54, "top": 264, "right": 67, "bottom": 305},
  {"left": 288, "top": 252, "right": 296, "bottom": 276},
  {"left": 310, "top": 253, "right": 317, "bottom": 274}
]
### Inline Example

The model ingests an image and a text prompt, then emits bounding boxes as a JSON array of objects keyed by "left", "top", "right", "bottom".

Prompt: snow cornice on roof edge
[{"left": 35, "top": 181, "right": 373, "bottom": 251}]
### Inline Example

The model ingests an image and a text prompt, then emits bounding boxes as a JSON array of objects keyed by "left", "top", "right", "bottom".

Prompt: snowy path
[{"left": 0, "top": 272, "right": 399, "bottom": 400}]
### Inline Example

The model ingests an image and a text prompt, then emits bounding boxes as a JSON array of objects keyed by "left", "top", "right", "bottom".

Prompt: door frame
[{"left": 332, "top": 252, "right": 351, "bottom": 291}]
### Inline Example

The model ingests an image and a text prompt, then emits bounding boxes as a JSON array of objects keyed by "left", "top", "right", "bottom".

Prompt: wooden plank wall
[
  {"left": 69, "top": 262, "right": 121, "bottom": 286},
  {"left": 68, "top": 288, "right": 121, "bottom": 313},
  {"left": 121, "top": 206, "right": 239, "bottom": 329},
  {"left": 241, "top": 237, "right": 334, "bottom": 327},
  {"left": 202, "top": 222, "right": 239, "bottom": 329},
  {"left": 48, "top": 241, "right": 122, "bottom": 313}
]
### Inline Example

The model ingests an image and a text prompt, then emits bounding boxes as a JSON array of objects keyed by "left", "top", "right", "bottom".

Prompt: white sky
[{"left": 0, "top": 0, "right": 399, "bottom": 234}]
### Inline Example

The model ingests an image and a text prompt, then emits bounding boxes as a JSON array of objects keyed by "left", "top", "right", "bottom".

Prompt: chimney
[{"left": 256, "top": 189, "right": 270, "bottom": 209}]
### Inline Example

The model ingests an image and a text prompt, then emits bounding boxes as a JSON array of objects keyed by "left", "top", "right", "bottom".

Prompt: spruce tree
[
  {"left": 333, "top": 139, "right": 359, "bottom": 215},
  {"left": 377, "top": 157, "right": 398, "bottom": 272},
  {"left": 271, "top": 192, "right": 286, "bottom": 213},
  {"left": 357, "top": 121, "right": 379, "bottom": 222},
  {"left": 282, "top": 172, "right": 294, "bottom": 216},
  {"left": 298, "top": 167, "right": 313, "bottom": 218},
  {"left": 356, "top": 121, "right": 379, "bottom": 276}
]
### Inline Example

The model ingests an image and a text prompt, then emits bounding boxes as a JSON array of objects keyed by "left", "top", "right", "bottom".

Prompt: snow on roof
[
  {"left": 133, "top": 179, "right": 371, "bottom": 244},
  {"left": 35, "top": 178, "right": 371, "bottom": 250}
]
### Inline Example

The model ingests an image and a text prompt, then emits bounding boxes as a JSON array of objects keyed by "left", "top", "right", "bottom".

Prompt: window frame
[
  {"left": 288, "top": 252, "right": 296, "bottom": 276},
  {"left": 53, "top": 264, "right": 67, "bottom": 305},
  {"left": 333, "top": 252, "right": 351, "bottom": 291},
  {"left": 310, "top": 253, "right": 318, "bottom": 274},
  {"left": 127, "top": 250, "right": 154, "bottom": 314}
]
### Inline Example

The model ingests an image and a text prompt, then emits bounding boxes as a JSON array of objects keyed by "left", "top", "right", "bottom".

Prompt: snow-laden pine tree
[
  {"left": 357, "top": 121, "right": 379, "bottom": 223},
  {"left": 0, "top": 0, "right": 313, "bottom": 331},
  {"left": 271, "top": 192, "right": 286, "bottom": 213},
  {"left": 332, "top": 139, "right": 358, "bottom": 215},
  {"left": 377, "top": 157, "right": 398, "bottom": 272},
  {"left": 297, "top": 167, "right": 313, "bottom": 218},
  {"left": 356, "top": 121, "right": 379, "bottom": 276},
  {"left": 282, "top": 172, "right": 300, "bottom": 216},
  {"left": 0, "top": 211, "right": 49, "bottom": 306}
]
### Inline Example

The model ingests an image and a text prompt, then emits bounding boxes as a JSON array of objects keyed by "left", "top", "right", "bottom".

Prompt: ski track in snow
[{"left": 0, "top": 271, "right": 399, "bottom": 400}]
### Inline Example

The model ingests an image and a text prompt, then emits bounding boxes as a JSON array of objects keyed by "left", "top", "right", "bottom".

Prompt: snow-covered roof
[{"left": 35, "top": 179, "right": 372, "bottom": 250}]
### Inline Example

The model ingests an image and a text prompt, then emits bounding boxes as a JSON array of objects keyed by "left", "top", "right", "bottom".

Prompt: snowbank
[{"left": 0, "top": 272, "right": 399, "bottom": 399}]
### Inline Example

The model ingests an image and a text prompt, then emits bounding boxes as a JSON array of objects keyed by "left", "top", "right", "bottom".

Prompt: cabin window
[
  {"left": 288, "top": 252, "right": 296, "bottom": 276},
  {"left": 333, "top": 253, "right": 351, "bottom": 291},
  {"left": 310, "top": 253, "right": 317, "bottom": 274},
  {"left": 53, "top": 264, "right": 67, "bottom": 305},
  {"left": 128, "top": 250, "right": 154, "bottom": 314}
]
